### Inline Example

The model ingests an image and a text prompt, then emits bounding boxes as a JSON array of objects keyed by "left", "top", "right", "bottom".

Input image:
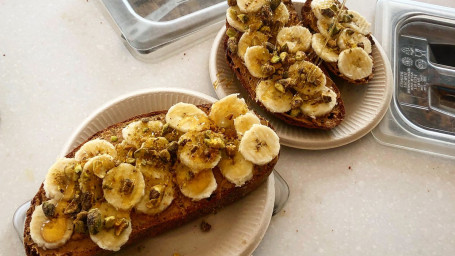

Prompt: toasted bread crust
[
  {"left": 24, "top": 104, "right": 277, "bottom": 256},
  {"left": 300, "top": 0, "right": 374, "bottom": 84},
  {"left": 225, "top": 0, "right": 345, "bottom": 129}
]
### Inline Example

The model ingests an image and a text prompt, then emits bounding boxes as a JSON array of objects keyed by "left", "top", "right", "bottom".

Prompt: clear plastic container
[
  {"left": 101, "top": 0, "right": 228, "bottom": 62},
  {"left": 373, "top": 0, "right": 455, "bottom": 158}
]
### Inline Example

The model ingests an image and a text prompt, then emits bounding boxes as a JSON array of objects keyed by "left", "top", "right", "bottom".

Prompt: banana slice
[
  {"left": 276, "top": 26, "right": 312, "bottom": 53},
  {"left": 178, "top": 131, "right": 223, "bottom": 172},
  {"left": 310, "top": 0, "right": 337, "bottom": 20},
  {"left": 255, "top": 80, "right": 293, "bottom": 113},
  {"left": 341, "top": 10, "right": 371, "bottom": 35},
  {"left": 244, "top": 46, "right": 272, "bottom": 78},
  {"left": 237, "top": 0, "right": 268, "bottom": 13},
  {"left": 75, "top": 139, "right": 117, "bottom": 162},
  {"left": 135, "top": 181, "right": 174, "bottom": 215},
  {"left": 337, "top": 28, "right": 371, "bottom": 54},
  {"left": 218, "top": 151, "right": 254, "bottom": 187},
  {"left": 122, "top": 119, "right": 163, "bottom": 148},
  {"left": 317, "top": 18, "right": 343, "bottom": 39},
  {"left": 44, "top": 158, "right": 79, "bottom": 201},
  {"left": 30, "top": 200, "right": 73, "bottom": 250},
  {"left": 83, "top": 154, "right": 115, "bottom": 179},
  {"left": 134, "top": 137, "right": 171, "bottom": 180},
  {"left": 102, "top": 163, "right": 145, "bottom": 210},
  {"left": 226, "top": 6, "right": 262, "bottom": 32},
  {"left": 175, "top": 163, "right": 217, "bottom": 201},
  {"left": 165, "top": 102, "right": 211, "bottom": 133},
  {"left": 238, "top": 31, "right": 269, "bottom": 60},
  {"left": 89, "top": 202, "right": 132, "bottom": 251},
  {"left": 300, "top": 87, "right": 337, "bottom": 118},
  {"left": 288, "top": 61, "right": 326, "bottom": 95},
  {"left": 239, "top": 124, "right": 280, "bottom": 165},
  {"left": 209, "top": 94, "right": 249, "bottom": 128},
  {"left": 273, "top": 2, "right": 290, "bottom": 25},
  {"left": 234, "top": 112, "right": 261, "bottom": 135},
  {"left": 311, "top": 33, "right": 339, "bottom": 62},
  {"left": 337, "top": 47, "right": 373, "bottom": 80}
]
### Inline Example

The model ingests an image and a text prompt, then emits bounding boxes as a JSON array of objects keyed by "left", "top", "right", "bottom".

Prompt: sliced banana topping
[
  {"left": 209, "top": 94, "right": 248, "bottom": 128},
  {"left": 239, "top": 124, "right": 280, "bottom": 165},
  {"left": 219, "top": 151, "right": 254, "bottom": 187},
  {"left": 276, "top": 26, "right": 312, "bottom": 53},
  {"left": 135, "top": 181, "right": 175, "bottom": 215},
  {"left": 311, "top": 33, "right": 340, "bottom": 62},
  {"left": 337, "top": 28, "right": 371, "bottom": 54},
  {"left": 44, "top": 158, "right": 79, "bottom": 201},
  {"left": 341, "top": 10, "right": 371, "bottom": 35},
  {"left": 234, "top": 112, "right": 261, "bottom": 135},
  {"left": 165, "top": 102, "right": 210, "bottom": 133},
  {"left": 273, "top": 2, "right": 290, "bottom": 25},
  {"left": 244, "top": 45, "right": 272, "bottom": 78},
  {"left": 310, "top": 0, "right": 338, "bottom": 20},
  {"left": 75, "top": 139, "right": 117, "bottom": 162},
  {"left": 338, "top": 47, "right": 373, "bottom": 80},
  {"left": 175, "top": 163, "right": 217, "bottom": 201},
  {"left": 122, "top": 119, "right": 163, "bottom": 148},
  {"left": 178, "top": 131, "right": 223, "bottom": 172},
  {"left": 300, "top": 87, "right": 337, "bottom": 118},
  {"left": 288, "top": 60, "right": 327, "bottom": 95},
  {"left": 238, "top": 31, "right": 269, "bottom": 60},
  {"left": 237, "top": 0, "right": 268, "bottom": 13},
  {"left": 29, "top": 200, "right": 74, "bottom": 250},
  {"left": 102, "top": 163, "right": 145, "bottom": 211},
  {"left": 226, "top": 6, "right": 262, "bottom": 32},
  {"left": 256, "top": 80, "right": 293, "bottom": 113},
  {"left": 89, "top": 203, "right": 132, "bottom": 251},
  {"left": 83, "top": 154, "right": 115, "bottom": 179}
]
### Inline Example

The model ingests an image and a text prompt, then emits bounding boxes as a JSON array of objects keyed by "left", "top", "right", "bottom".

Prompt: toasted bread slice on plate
[
  {"left": 224, "top": 0, "right": 345, "bottom": 129},
  {"left": 301, "top": 0, "right": 375, "bottom": 84},
  {"left": 23, "top": 93, "right": 279, "bottom": 255}
]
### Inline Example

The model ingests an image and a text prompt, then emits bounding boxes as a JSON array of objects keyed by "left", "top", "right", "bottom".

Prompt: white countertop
[{"left": 1, "top": 0, "right": 455, "bottom": 255}]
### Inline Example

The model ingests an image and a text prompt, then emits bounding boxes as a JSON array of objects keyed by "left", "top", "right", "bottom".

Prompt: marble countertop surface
[{"left": 1, "top": 0, "right": 455, "bottom": 255}]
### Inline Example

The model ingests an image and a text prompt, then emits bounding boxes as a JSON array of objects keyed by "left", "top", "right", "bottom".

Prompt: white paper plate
[
  {"left": 60, "top": 88, "right": 275, "bottom": 256},
  {"left": 209, "top": 1, "right": 393, "bottom": 149}
]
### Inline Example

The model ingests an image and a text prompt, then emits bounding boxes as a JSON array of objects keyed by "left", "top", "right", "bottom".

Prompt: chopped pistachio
[
  {"left": 279, "top": 52, "right": 287, "bottom": 62},
  {"left": 237, "top": 14, "right": 249, "bottom": 23},
  {"left": 142, "top": 127, "right": 150, "bottom": 133},
  {"left": 340, "top": 14, "right": 353, "bottom": 23},
  {"left": 226, "top": 28, "right": 237, "bottom": 38},
  {"left": 295, "top": 51, "right": 305, "bottom": 61},
  {"left": 259, "top": 25, "right": 271, "bottom": 34},
  {"left": 270, "top": 55, "right": 281, "bottom": 64},
  {"left": 141, "top": 118, "right": 149, "bottom": 123},
  {"left": 81, "top": 192, "right": 92, "bottom": 211},
  {"left": 159, "top": 149, "right": 171, "bottom": 162},
  {"left": 290, "top": 108, "right": 301, "bottom": 117},
  {"left": 291, "top": 95, "right": 303, "bottom": 108},
  {"left": 104, "top": 216, "right": 116, "bottom": 229},
  {"left": 87, "top": 208, "right": 103, "bottom": 235},
  {"left": 265, "top": 42, "right": 276, "bottom": 52},
  {"left": 274, "top": 83, "right": 285, "bottom": 93},
  {"left": 270, "top": 0, "right": 281, "bottom": 10},
  {"left": 167, "top": 141, "right": 178, "bottom": 153},
  {"left": 281, "top": 43, "right": 289, "bottom": 53},
  {"left": 110, "top": 135, "right": 118, "bottom": 142},
  {"left": 74, "top": 164, "right": 82, "bottom": 174},
  {"left": 204, "top": 137, "right": 225, "bottom": 149},
  {"left": 346, "top": 29, "right": 355, "bottom": 35},
  {"left": 64, "top": 198, "right": 81, "bottom": 215},
  {"left": 126, "top": 157, "right": 136, "bottom": 164},
  {"left": 120, "top": 178, "right": 134, "bottom": 195},
  {"left": 261, "top": 63, "right": 275, "bottom": 76},
  {"left": 42, "top": 201, "right": 56, "bottom": 219},
  {"left": 74, "top": 220, "right": 87, "bottom": 234},
  {"left": 227, "top": 37, "right": 238, "bottom": 54},
  {"left": 282, "top": 71, "right": 289, "bottom": 79},
  {"left": 321, "top": 7, "right": 335, "bottom": 18}
]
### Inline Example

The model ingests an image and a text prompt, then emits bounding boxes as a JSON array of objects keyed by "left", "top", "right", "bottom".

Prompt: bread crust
[
  {"left": 300, "top": 0, "right": 374, "bottom": 84},
  {"left": 24, "top": 104, "right": 277, "bottom": 256},
  {"left": 225, "top": 0, "right": 345, "bottom": 129}
]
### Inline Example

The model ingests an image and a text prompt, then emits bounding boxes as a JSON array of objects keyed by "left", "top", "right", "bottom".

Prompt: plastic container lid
[
  {"left": 373, "top": 0, "right": 455, "bottom": 158},
  {"left": 101, "top": 0, "right": 227, "bottom": 62}
]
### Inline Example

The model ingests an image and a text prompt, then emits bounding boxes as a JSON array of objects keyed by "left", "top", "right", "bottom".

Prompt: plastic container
[
  {"left": 101, "top": 0, "right": 228, "bottom": 62},
  {"left": 373, "top": 0, "right": 455, "bottom": 159}
]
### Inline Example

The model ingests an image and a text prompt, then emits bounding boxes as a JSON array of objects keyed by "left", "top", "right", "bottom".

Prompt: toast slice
[
  {"left": 24, "top": 96, "right": 279, "bottom": 255},
  {"left": 224, "top": 0, "right": 345, "bottom": 129},
  {"left": 301, "top": 0, "right": 375, "bottom": 84}
]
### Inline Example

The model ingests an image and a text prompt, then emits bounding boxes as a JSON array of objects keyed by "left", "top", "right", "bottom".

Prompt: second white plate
[
  {"left": 209, "top": 1, "right": 393, "bottom": 150},
  {"left": 59, "top": 88, "right": 275, "bottom": 256}
]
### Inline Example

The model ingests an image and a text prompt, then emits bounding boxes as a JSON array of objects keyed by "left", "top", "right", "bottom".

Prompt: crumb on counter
[{"left": 200, "top": 220, "right": 212, "bottom": 232}]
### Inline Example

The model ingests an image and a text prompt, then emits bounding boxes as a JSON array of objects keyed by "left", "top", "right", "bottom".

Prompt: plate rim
[
  {"left": 209, "top": 15, "right": 393, "bottom": 150},
  {"left": 58, "top": 87, "right": 275, "bottom": 256}
]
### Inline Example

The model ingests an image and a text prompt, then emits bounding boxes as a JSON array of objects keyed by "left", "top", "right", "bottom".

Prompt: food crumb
[
  {"left": 2, "top": 54, "right": 5, "bottom": 56},
  {"left": 200, "top": 220, "right": 211, "bottom": 232},
  {"left": 296, "top": 229, "right": 298, "bottom": 232},
  {"left": 348, "top": 166, "right": 351, "bottom": 170},
  {"left": 183, "top": 53, "right": 186, "bottom": 56}
]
